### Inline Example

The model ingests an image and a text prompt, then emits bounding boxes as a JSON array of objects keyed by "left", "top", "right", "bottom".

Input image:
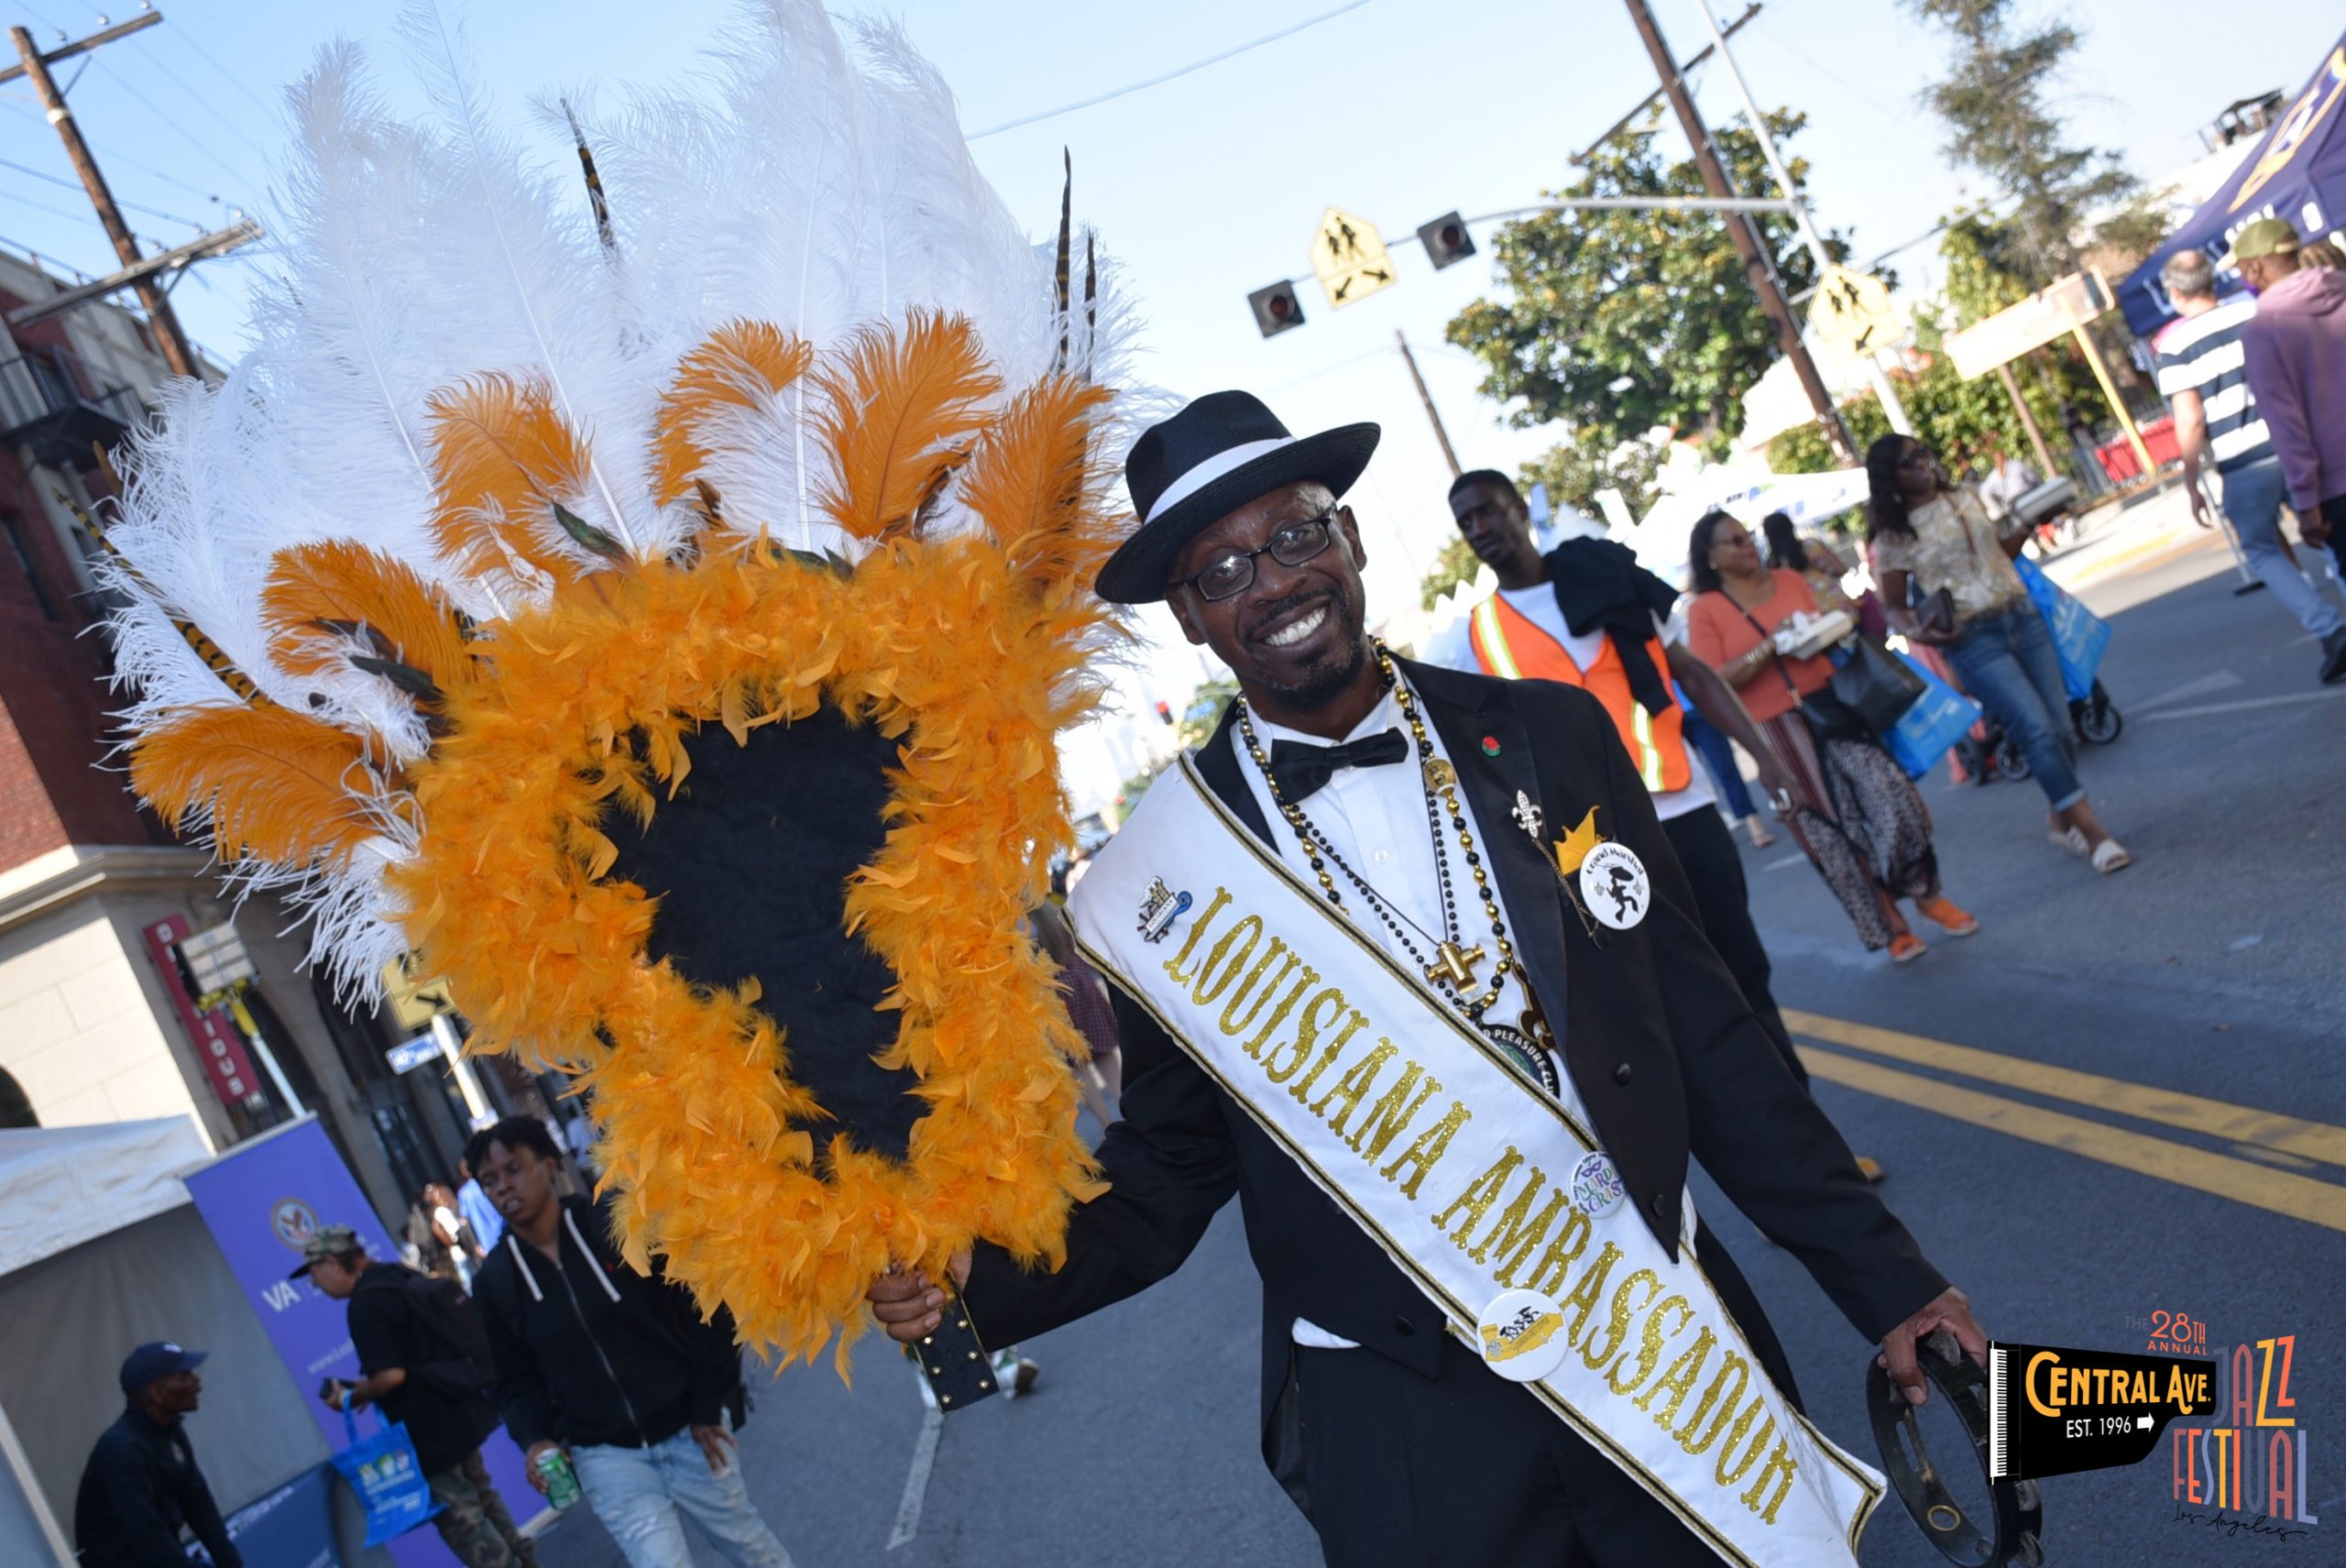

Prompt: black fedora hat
[{"left": 1097, "top": 391, "right": 1378, "bottom": 604}]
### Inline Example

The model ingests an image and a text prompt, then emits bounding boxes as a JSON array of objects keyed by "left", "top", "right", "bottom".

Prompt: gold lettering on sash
[
  {"left": 1308, "top": 1039, "right": 1392, "bottom": 1135},
  {"left": 1241, "top": 965, "right": 1321, "bottom": 1060},
  {"left": 1218, "top": 941, "right": 1297, "bottom": 1037},
  {"left": 1379, "top": 1101, "right": 1470, "bottom": 1200},
  {"left": 1162, "top": 888, "right": 1231, "bottom": 986},
  {"left": 1262, "top": 987, "right": 1347, "bottom": 1083},
  {"left": 1610, "top": 1292, "right": 1691, "bottom": 1396},
  {"left": 1345, "top": 1062, "right": 1441, "bottom": 1164},
  {"left": 1714, "top": 1403, "right": 1773, "bottom": 1488},
  {"left": 1740, "top": 1437, "right": 1798, "bottom": 1524},
  {"left": 1430, "top": 1146, "right": 1523, "bottom": 1244},
  {"left": 1680, "top": 1349, "right": 1751, "bottom": 1457},
  {"left": 1191, "top": 915, "right": 1262, "bottom": 1006},
  {"left": 1556, "top": 1241, "right": 1623, "bottom": 1347},
  {"left": 1638, "top": 1326, "right": 1716, "bottom": 1435},
  {"left": 1584, "top": 1267, "right": 1661, "bottom": 1374},
  {"left": 1289, "top": 1009, "right": 1370, "bottom": 1103},
  {"left": 1471, "top": 1169, "right": 1563, "bottom": 1277},
  {"left": 1514, "top": 1208, "right": 1592, "bottom": 1295}
]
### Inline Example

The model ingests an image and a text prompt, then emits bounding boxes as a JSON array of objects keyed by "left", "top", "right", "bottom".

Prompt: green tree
[
  {"left": 1904, "top": 0, "right": 2136, "bottom": 286},
  {"left": 1766, "top": 342, "right": 2064, "bottom": 481},
  {"left": 1521, "top": 434, "right": 1663, "bottom": 523},
  {"left": 1175, "top": 676, "right": 1239, "bottom": 751},
  {"left": 1419, "top": 536, "right": 1480, "bottom": 611},
  {"left": 1446, "top": 108, "right": 1852, "bottom": 456}
]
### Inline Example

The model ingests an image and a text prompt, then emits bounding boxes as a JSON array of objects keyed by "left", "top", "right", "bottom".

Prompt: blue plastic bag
[
  {"left": 1884, "top": 651, "right": 1983, "bottom": 780},
  {"left": 2012, "top": 554, "right": 2109, "bottom": 701},
  {"left": 331, "top": 1406, "right": 441, "bottom": 1547}
]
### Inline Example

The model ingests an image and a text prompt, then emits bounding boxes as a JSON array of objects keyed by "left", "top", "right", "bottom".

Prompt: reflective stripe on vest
[{"left": 1465, "top": 595, "right": 1690, "bottom": 794}]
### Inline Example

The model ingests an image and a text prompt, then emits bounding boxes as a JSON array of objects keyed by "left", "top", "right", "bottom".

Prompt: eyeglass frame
[{"left": 1168, "top": 510, "right": 1344, "bottom": 602}]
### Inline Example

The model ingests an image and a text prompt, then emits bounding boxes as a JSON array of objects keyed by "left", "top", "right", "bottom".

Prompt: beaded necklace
[{"left": 1234, "top": 643, "right": 1559, "bottom": 1093}]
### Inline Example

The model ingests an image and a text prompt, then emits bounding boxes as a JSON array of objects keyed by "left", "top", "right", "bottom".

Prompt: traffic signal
[
  {"left": 1418, "top": 212, "right": 1476, "bottom": 269},
  {"left": 1154, "top": 699, "right": 1175, "bottom": 725},
  {"left": 1248, "top": 280, "right": 1306, "bottom": 338}
]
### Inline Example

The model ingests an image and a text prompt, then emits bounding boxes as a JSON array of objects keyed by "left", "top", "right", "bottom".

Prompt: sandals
[
  {"left": 1888, "top": 934, "right": 1928, "bottom": 963},
  {"left": 2090, "top": 839, "right": 2132, "bottom": 875},
  {"left": 2048, "top": 826, "right": 2088, "bottom": 857}
]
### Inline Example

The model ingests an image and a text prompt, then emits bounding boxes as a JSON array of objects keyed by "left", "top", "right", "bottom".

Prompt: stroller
[{"left": 1958, "top": 678, "right": 2123, "bottom": 784}]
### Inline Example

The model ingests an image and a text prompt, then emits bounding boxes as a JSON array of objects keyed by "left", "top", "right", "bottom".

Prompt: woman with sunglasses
[
  {"left": 1864, "top": 434, "right": 2132, "bottom": 874},
  {"left": 1688, "top": 510, "right": 1975, "bottom": 961}
]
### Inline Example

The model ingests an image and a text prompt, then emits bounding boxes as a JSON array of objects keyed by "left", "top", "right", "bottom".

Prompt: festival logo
[
  {"left": 1988, "top": 1342, "right": 2216, "bottom": 1482},
  {"left": 2135, "top": 1309, "right": 2323, "bottom": 1541},
  {"left": 268, "top": 1196, "right": 322, "bottom": 1252}
]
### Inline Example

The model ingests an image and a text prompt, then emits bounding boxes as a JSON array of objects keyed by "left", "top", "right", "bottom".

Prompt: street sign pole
[
  {"left": 1694, "top": 2, "right": 1913, "bottom": 438},
  {"left": 1395, "top": 330, "right": 1461, "bottom": 477}
]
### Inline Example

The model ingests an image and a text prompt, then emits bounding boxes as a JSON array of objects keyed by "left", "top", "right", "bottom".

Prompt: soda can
[{"left": 534, "top": 1447, "right": 582, "bottom": 1510}]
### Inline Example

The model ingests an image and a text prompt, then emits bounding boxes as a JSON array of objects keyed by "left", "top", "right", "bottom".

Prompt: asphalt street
[{"left": 529, "top": 508, "right": 2346, "bottom": 1568}]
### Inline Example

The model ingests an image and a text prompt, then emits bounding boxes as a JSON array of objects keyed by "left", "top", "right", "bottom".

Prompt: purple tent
[{"left": 2121, "top": 34, "right": 2346, "bottom": 334}]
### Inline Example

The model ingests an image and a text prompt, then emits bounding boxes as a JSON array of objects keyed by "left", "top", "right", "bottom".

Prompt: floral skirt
[{"left": 1756, "top": 710, "right": 1940, "bottom": 949}]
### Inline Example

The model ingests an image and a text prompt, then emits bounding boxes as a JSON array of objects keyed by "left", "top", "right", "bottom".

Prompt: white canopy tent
[{"left": 1622, "top": 468, "right": 1875, "bottom": 586}]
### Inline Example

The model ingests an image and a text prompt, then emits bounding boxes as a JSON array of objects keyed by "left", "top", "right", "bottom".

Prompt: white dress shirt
[{"left": 1228, "top": 674, "right": 1551, "bottom": 1349}]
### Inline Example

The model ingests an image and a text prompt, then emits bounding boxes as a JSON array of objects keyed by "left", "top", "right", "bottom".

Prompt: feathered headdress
[{"left": 101, "top": 0, "right": 1144, "bottom": 1365}]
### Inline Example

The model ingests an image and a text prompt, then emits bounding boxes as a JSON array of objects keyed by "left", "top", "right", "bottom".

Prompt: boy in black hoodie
[{"left": 466, "top": 1117, "right": 795, "bottom": 1568}]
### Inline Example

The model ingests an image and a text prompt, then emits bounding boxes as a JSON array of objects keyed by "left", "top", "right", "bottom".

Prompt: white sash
[{"left": 1069, "top": 757, "right": 1881, "bottom": 1567}]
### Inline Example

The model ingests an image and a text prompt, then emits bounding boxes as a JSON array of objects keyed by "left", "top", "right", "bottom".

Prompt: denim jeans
[
  {"left": 2219, "top": 458, "right": 2345, "bottom": 639},
  {"left": 1681, "top": 707, "right": 1756, "bottom": 819},
  {"left": 1946, "top": 601, "right": 2085, "bottom": 810},
  {"left": 571, "top": 1420, "right": 795, "bottom": 1568}
]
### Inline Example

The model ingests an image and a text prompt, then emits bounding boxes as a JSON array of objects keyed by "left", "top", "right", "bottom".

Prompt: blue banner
[{"left": 182, "top": 1117, "right": 544, "bottom": 1567}]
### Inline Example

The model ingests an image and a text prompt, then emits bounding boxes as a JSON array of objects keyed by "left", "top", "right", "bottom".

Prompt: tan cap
[{"left": 2231, "top": 217, "right": 2301, "bottom": 262}]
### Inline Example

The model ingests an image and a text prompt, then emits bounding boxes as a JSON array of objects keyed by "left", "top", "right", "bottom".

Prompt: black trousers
[
  {"left": 1659, "top": 807, "right": 1803, "bottom": 1085},
  {"left": 1289, "top": 1226, "right": 1803, "bottom": 1568}
]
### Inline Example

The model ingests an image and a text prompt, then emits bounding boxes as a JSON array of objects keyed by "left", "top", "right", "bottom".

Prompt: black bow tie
[{"left": 1267, "top": 727, "right": 1410, "bottom": 802}]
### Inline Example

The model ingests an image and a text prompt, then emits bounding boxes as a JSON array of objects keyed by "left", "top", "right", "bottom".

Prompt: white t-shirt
[{"left": 1424, "top": 586, "right": 1716, "bottom": 821}]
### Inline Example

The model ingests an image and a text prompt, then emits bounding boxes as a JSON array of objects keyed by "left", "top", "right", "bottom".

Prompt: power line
[
  {"left": 0, "top": 151, "right": 206, "bottom": 227},
  {"left": 968, "top": 0, "right": 1372, "bottom": 139},
  {"left": 0, "top": 96, "right": 238, "bottom": 203},
  {"left": 0, "top": 181, "right": 172, "bottom": 247},
  {"left": 170, "top": 24, "right": 276, "bottom": 119},
  {"left": 123, "top": 35, "right": 275, "bottom": 166}
]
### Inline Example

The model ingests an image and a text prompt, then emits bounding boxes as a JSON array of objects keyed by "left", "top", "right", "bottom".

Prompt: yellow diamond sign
[
  {"left": 1808, "top": 265, "right": 1903, "bottom": 365},
  {"left": 1311, "top": 206, "right": 1397, "bottom": 310}
]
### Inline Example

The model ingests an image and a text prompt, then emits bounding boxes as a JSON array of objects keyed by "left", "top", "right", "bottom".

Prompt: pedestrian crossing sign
[
  {"left": 1311, "top": 206, "right": 1397, "bottom": 309},
  {"left": 1809, "top": 264, "right": 1903, "bottom": 365}
]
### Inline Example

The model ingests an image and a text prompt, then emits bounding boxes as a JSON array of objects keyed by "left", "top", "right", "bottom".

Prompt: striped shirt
[{"left": 2154, "top": 298, "right": 2274, "bottom": 472}]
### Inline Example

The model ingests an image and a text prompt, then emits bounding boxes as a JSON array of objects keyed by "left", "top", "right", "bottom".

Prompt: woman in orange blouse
[{"left": 1686, "top": 510, "right": 1977, "bottom": 961}]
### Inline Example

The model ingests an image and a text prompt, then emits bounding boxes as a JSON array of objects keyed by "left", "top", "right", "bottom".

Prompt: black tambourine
[{"left": 1869, "top": 1330, "right": 2045, "bottom": 1567}]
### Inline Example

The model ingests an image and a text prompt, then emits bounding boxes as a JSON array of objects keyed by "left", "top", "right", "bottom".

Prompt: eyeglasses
[
  {"left": 1898, "top": 449, "right": 1936, "bottom": 469},
  {"left": 1174, "top": 512, "right": 1339, "bottom": 602}
]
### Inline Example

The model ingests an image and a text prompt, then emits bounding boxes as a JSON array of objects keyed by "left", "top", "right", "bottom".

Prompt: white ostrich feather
[{"left": 103, "top": 0, "right": 1148, "bottom": 999}]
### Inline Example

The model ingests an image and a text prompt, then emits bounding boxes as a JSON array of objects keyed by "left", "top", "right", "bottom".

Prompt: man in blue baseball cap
[{"left": 73, "top": 1341, "right": 241, "bottom": 1567}]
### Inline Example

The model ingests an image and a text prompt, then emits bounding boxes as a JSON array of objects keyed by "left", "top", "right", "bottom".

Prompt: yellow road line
[
  {"left": 1784, "top": 1008, "right": 2346, "bottom": 1169},
  {"left": 1800, "top": 1047, "right": 2346, "bottom": 1235}
]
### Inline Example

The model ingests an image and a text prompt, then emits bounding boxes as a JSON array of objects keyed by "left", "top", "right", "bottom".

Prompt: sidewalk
[{"left": 2034, "top": 478, "right": 2210, "bottom": 593}]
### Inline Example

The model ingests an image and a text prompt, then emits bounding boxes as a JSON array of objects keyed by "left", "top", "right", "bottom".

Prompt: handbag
[
  {"left": 1827, "top": 635, "right": 1928, "bottom": 734},
  {"left": 1727, "top": 601, "right": 1872, "bottom": 747},
  {"left": 331, "top": 1405, "right": 443, "bottom": 1547},
  {"left": 2012, "top": 554, "right": 2109, "bottom": 701},
  {"left": 1884, "top": 651, "right": 1985, "bottom": 780},
  {"left": 1914, "top": 587, "right": 1957, "bottom": 639}
]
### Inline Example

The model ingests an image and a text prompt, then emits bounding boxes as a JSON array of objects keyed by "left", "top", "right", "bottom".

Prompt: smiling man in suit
[{"left": 868, "top": 391, "right": 1983, "bottom": 1568}]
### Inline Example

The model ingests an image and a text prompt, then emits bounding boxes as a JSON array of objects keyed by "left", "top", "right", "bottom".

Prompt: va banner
[{"left": 183, "top": 1116, "right": 544, "bottom": 1565}]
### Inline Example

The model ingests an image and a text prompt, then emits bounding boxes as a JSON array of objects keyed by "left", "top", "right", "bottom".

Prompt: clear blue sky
[{"left": 1, "top": 0, "right": 2332, "bottom": 803}]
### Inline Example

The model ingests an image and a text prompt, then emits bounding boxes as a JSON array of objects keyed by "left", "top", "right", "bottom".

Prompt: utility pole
[
  {"left": 1620, "top": 0, "right": 1856, "bottom": 465},
  {"left": 7, "top": 16, "right": 203, "bottom": 378},
  {"left": 1395, "top": 330, "right": 1460, "bottom": 477},
  {"left": 1693, "top": 3, "right": 1913, "bottom": 439}
]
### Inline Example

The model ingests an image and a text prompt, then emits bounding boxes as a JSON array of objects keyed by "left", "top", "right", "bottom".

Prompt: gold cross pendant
[{"left": 1426, "top": 940, "right": 1486, "bottom": 989}]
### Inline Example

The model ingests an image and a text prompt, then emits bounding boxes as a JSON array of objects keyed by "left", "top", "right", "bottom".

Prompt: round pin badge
[
  {"left": 1577, "top": 841, "right": 1650, "bottom": 930},
  {"left": 1568, "top": 1150, "right": 1626, "bottom": 1219},
  {"left": 1476, "top": 1288, "right": 1572, "bottom": 1383}
]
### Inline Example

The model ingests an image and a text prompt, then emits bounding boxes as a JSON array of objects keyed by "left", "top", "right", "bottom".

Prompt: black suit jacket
[{"left": 967, "top": 658, "right": 1946, "bottom": 1453}]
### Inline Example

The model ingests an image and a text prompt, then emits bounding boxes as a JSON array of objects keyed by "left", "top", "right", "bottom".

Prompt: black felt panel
[{"left": 604, "top": 706, "right": 921, "bottom": 1162}]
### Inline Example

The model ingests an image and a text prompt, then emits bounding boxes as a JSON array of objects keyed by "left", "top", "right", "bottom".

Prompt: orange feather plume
[
  {"left": 427, "top": 375, "right": 600, "bottom": 584},
  {"left": 813, "top": 310, "right": 999, "bottom": 539},
  {"left": 650, "top": 322, "right": 812, "bottom": 506},
  {"left": 131, "top": 705, "right": 379, "bottom": 867},
  {"left": 263, "top": 540, "right": 471, "bottom": 689},
  {"left": 959, "top": 375, "right": 1115, "bottom": 589}
]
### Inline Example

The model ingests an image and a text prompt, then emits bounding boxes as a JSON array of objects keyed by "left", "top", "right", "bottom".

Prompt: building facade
[{"left": 0, "top": 243, "right": 538, "bottom": 1229}]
